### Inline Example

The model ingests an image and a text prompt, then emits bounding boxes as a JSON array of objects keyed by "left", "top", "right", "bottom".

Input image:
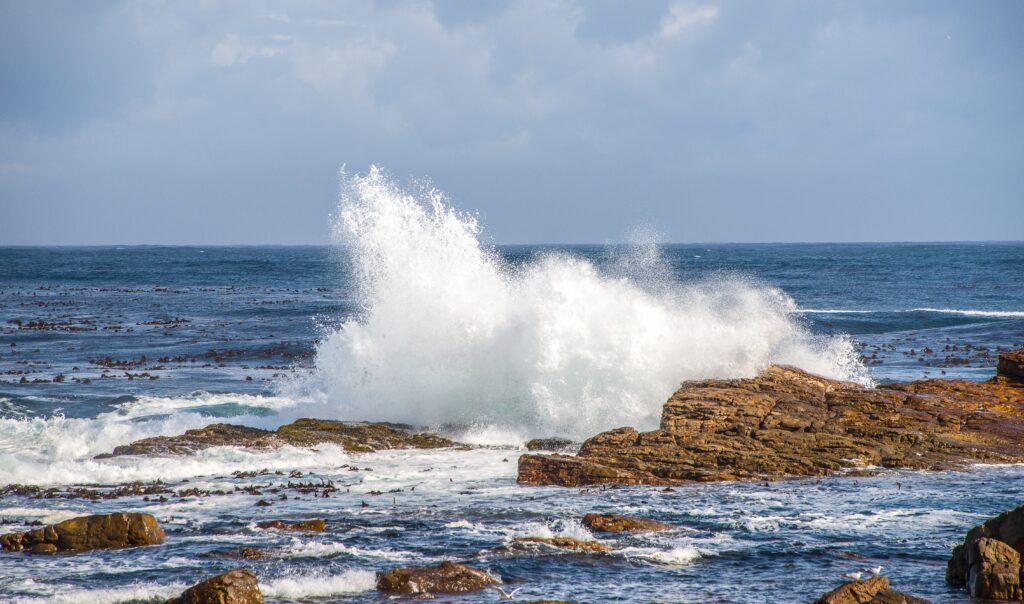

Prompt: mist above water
[{"left": 307, "top": 166, "right": 867, "bottom": 438}]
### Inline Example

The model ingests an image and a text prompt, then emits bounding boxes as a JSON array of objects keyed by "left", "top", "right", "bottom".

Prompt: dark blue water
[{"left": 0, "top": 243, "right": 1022, "bottom": 603}]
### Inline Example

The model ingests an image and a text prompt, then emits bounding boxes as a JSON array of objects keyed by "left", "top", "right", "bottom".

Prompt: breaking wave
[{"left": 306, "top": 166, "right": 867, "bottom": 438}]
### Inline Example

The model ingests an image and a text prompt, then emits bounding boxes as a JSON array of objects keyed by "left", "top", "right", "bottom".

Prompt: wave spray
[{"left": 309, "top": 166, "right": 866, "bottom": 438}]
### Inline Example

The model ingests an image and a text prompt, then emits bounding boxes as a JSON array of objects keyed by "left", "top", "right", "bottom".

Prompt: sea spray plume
[{"left": 309, "top": 166, "right": 868, "bottom": 439}]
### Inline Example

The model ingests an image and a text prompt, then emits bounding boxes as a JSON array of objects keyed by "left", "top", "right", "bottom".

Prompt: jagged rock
[
  {"left": 377, "top": 561, "right": 500, "bottom": 594},
  {"left": 100, "top": 419, "right": 455, "bottom": 458},
  {"left": 167, "top": 569, "right": 263, "bottom": 604},
  {"left": 582, "top": 513, "right": 672, "bottom": 533},
  {"left": 255, "top": 518, "right": 325, "bottom": 532},
  {"left": 812, "top": 577, "right": 931, "bottom": 604},
  {"left": 947, "top": 504, "right": 1024, "bottom": 600},
  {"left": 519, "top": 358, "right": 1024, "bottom": 487},
  {"left": 999, "top": 349, "right": 1024, "bottom": 381},
  {"left": 510, "top": 536, "right": 611, "bottom": 553},
  {"left": 0, "top": 512, "right": 164, "bottom": 553},
  {"left": 525, "top": 438, "right": 574, "bottom": 451}
]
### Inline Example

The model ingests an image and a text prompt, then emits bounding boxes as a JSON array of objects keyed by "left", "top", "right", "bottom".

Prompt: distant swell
[
  {"left": 303, "top": 166, "right": 868, "bottom": 438},
  {"left": 798, "top": 308, "right": 1024, "bottom": 318}
]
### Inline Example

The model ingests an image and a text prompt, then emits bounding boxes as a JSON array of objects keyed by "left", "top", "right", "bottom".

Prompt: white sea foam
[
  {"left": 303, "top": 166, "right": 869, "bottom": 439},
  {"left": 260, "top": 569, "right": 377, "bottom": 598},
  {"left": 10, "top": 582, "right": 187, "bottom": 604},
  {"left": 618, "top": 545, "right": 704, "bottom": 565},
  {"left": 910, "top": 307, "right": 1024, "bottom": 318}
]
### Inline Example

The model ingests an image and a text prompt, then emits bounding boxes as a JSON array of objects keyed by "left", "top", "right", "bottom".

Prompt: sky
[{"left": 0, "top": 0, "right": 1022, "bottom": 245}]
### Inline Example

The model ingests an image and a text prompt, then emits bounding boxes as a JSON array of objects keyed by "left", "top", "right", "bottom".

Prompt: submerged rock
[
  {"left": 255, "top": 518, "right": 325, "bottom": 532},
  {"left": 377, "top": 560, "right": 500, "bottom": 594},
  {"left": 582, "top": 513, "right": 672, "bottom": 533},
  {"left": 947, "top": 503, "right": 1024, "bottom": 600},
  {"left": 509, "top": 536, "right": 611, "bottom": 553},
  {"left": 0, "top": 512, "right": 164, "bottom": 553},
  {"left": 812, "top": 576, "right": 930, "bottom": 604},
  {"left": 167, "top": 569, "right": 263, "bottom": 604},
  {"left": 100, "top": 419, "right": 455, "bottom": 458},
  {"left": 208, "top": 547, "right": 269, "bottom": 560},
  {"left": 519, "top": 354, "right": 1024, "bottom": 487}
]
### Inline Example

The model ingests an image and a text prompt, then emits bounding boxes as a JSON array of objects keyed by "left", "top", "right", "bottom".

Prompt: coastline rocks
[
  {"left": 519, "top": 358, "right": 1024, "bottom": 487},
  {"left": 167, "top": 569, "right": 263, "bottom": 604},
  {"left": 510, "top": 536, "right": 611, "bottom": 553},
  {"left": 525, "top": 438, "right": 574, "bottom": 451},
  {"left": 812, "top": 577, "right": 930, "bottom": 604},
  {"left": 582, "top": 513, "right": 672, "bottom": 533},
  {"left": 0, "top": 512, "right": 164, "bottom": 553},
  {"left": 947, "top": 503, "right": 1024, "bottom": 600},
  {"left": 377, "top": 561, "right": 500, "bottom": 594},
  {"left": 255, "top": 518, "right": 325, "bottom": 532},
  {"left": 101, "top": 419, "right": 455, "bottom": 458},
  {"left": 999, "top": 349, "right": 1024, "bottom": 382}
]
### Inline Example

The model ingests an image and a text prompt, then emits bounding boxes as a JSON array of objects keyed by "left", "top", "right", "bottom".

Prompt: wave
[
  {"left": 260, "top": 569, "right": 376, "bottom": 598},
  {"left": 302, "top": 166, "right": 868, "bottom": 439},
  {"left": 799, "top": 307, "right": 1024, "bottom": 318}
]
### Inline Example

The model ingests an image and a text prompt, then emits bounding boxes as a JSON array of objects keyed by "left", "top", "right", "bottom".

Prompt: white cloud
[
  {"left": 210, "top": 33, "right": 288, "bottom": 67},
  {"left": 659, "top": 4, "right": 718, "bottom": 38}
]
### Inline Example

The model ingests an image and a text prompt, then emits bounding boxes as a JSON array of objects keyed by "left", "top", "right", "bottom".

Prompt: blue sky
[{"left": 1, "top": 0, "right": 1021, "bottom": 245}]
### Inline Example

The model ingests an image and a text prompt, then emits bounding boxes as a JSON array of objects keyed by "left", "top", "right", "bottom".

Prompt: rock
[
  {"left": 100, "top": 419, "right": 456, "bottom": 458},
  {"left": 209, "top": 547, "right": 269, "bottom": 560},
  {"left": 999, "top": 350, "right": 1024, "bottom": 381},
  {"left": 812, "top": 577, "right": 931, "bottom": 604},
  {"left": 255, "top": 518, "right": 325, "bottom": 532},
  {"left": 582, "top": 513, "right": 672, "bottom": 533},
  {"left": 510, "top": 536, "right": 611, "bottom": 553},
  {"left": 947, "top": 504, "right": 1024, "bottom": 599},
  {"left": 377, "top": 560, "right": 500, "bottom": 594},
  {"left": 0, "top": 512, "right": 164, "bottom": 553},
  {"left": 525, "top": 438, "right": 574, "bottom": 451},
  {"left": 167, "top": 569, "right": 263, "bottom": 604},
  {"left": 519, "top": 358, "right": 1024, "bottom": 487}
]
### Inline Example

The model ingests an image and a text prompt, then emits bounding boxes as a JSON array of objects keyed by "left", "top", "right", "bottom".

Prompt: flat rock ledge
[
  {"left": 98, "top": 418, "right": 456, "bottom": 458},
  {"left": 377, "top": 561, "right": 500, "bottom": 595},
  {"left": 812, "top": 576, "right": 930, "bottom": 604},
  {"left": 519, "top": 351, "right": 1024, "bottom": 487},
  {"left": 947, "top": 503, "right": 1024, "bottom": 600},
  {"left": 167, "top": 569, "right": 264, "bottom": 604},
  {"left": 582, "top": 513, "right": 672, "bottom": 533},
  {"left": 0, "top": 512, "right": 164, "bottom": 554}
]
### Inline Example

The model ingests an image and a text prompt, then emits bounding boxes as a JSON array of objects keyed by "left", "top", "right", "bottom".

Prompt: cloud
[{"left": 210, "top": 33, "right": 288, "bottom": 67}]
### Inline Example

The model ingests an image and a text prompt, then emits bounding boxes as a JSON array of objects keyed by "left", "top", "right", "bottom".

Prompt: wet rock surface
[
  {"left": 509, "top": 536, "right": 611, "bottom": 553},
  {"left": 101, "top": 419, "right": 455, "bottom": 457},
  {"left": 581, "top": 513, "right": 672, "bottom": 533},
  {"left": 812, "top": 576, "right": 931, "bottom": 604},
  {"left": 519, "top": 353, "right": 1024, "bottom": 487},
  {"left": 947, "top": 503, "right": 1024, "bottom": 600},
  {"left": 525, "top": 437, "right": 575, "bottom": 451},
  {"left": 376, "top": 560, "right": 500, "bottom": 594},
  {"left": 0, "top": 512, "right": 164, "bottom": 553},
  {"left": 166, "top": 569, "right": 264, "bottom": 604},
  {"left": 254, "top": 518, "right": 325, "bottom": 532}
]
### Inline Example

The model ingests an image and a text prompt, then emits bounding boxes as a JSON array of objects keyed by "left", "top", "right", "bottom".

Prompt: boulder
[
  {"left": 167, "top": 569, "right": 263, "bottom": 604},
  {"left": 525, "top": 438, "right": 574, "bottom": 451},
  {"left": 100, "top": 419, "right": 455, "bottom": 458},
  {"left": 255, "top": 518, "right": 325, "bottom": 532},
  {"left": 948, "top": 504, "right": 1024, "bottom": 599},
  {"left": 377, "top": 561, "right": 500, "bottom": 594},
  {"left": 519, "top": 358, "right": 1024, "bottom": 487},
  {"left": 999, "top": 349, "right": 1024, "bottom": 382},
  {"left": 510, "top": 536, "right": 611, "bottom": 553},
  {"left": 812, "top": 577, "right": 931, "bottom": 604},
  {"left": 582, "top": 513, "right": 672, "bottom": 533},
  {"left": 0, "top": 512, "right": 164, "bottom": 553}
]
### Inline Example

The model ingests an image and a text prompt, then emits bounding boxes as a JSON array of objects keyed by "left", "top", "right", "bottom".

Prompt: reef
[
  {"left": 518, "top": 350, "right": 1024, "bottom": 487},
  {"left": 98, "top": 419, "right": 455, "bottom": 457}
]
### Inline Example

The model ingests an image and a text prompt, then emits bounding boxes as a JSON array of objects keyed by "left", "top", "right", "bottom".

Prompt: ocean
[{"left": 1, "top": 173, "right": 1023, "bottom": 602}]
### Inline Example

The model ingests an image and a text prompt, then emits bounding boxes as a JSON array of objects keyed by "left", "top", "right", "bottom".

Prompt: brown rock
[
  {"left": 510, "top": 536, "right": 611, "bottom": 553},
  {"left": 947, "top": 503, "right": 1024, "bottom": 599},
  {"left": 209, "top": 547, "right": 269, "bottom": 560},
  {"left": 101, "top": 419, "right": 455, "bottom": 458},
  {"left": 582, "top": 513, "right": 672, "bottom": 533},
  {"left": 525, "top": 438, "right": 574, "bottom": 451},
  {"left": 999, "top": 349, "right": 1024, "bottom": 382},
  {"left": 812, "top": 577, "right": 931, "bottom": 604},
  {"left": 519, "top": 358, "right": 1024, "bottom": 487},
  {"left": 255, "top": 518, "right": 325, "bottom": 532},
  {"left": 0, "top": 512, "right": 164, "bottom": 553},
  {"left": 167, "top": 569, "right": 263, "bottom": 604},
  {"left": 376, "top": 560, "right": 499, "bottom": 594}
]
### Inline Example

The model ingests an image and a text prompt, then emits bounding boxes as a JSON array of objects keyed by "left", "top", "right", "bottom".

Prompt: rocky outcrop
[
  {"left": 167, "top": 569, "right": 264, "bottom": 604},
  {"left": 519, "top": 352, "right": 1024, "bottom": 487},
  {"left": 947, "top": 503, "right": 1024, "bottom": 600},
  {"left": 0, "top": 512, "right": 164, "bottom": 553},
  {"left": 255, "top": 518, "right": 325, "bottom": 532},
  {"left": 999, "top": 349, "right": 1024, "bottom": 381},
  {"left": 101, "top": 419, "right": 455, "bottom": 457},
  {"left": 510, "top": 536, "right": 611, "bottom": 553},
  {"left": 812, "top": 577, "right": 930, "bottom": 604},
  {"left": 582, "top": 513, "right": 672, "bottom": 533},
  {"left": 525, "top": 438, "right": 574, "bottom": 451},
  {"left": 377, "top": 561, "right": 500, "bottom": 594}
]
